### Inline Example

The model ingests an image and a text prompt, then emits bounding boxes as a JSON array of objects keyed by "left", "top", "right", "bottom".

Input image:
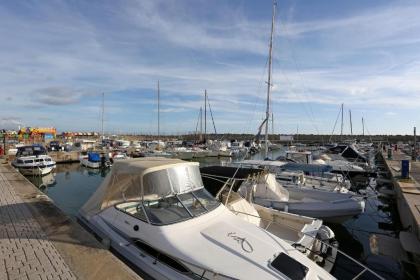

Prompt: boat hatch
[{"left": 270, "top": 253, "right": 308, "bottom": 280}]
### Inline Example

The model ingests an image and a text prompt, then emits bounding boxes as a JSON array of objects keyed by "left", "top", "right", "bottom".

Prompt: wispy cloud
[{"left": 32, "top": 87, "right": 84, "bottom": 106}]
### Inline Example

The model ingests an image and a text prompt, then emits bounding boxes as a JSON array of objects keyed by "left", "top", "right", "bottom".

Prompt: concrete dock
[
  {"left": 49, "top": 151, "right": 80, "bottom": 164},
  {"left": 381, "top": 150, "right": 420, "bottom": 270},
  {"left": 0, "top": 163, "right": 142, "bottom": 280}
]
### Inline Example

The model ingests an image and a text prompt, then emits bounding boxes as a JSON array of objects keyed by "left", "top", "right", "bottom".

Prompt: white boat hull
[
  {"left": 255, "top": 187, "right": 365, "bottom": 223},
  {"left": 80, "top": 158, "right": 101, "bottom": 169},
  {"left": 17, "top": 165, "right": 55, "bottom": 176}
]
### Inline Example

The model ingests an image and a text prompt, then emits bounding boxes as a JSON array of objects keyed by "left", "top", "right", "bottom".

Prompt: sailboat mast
[
  {"left": 200, "top": 107, "right": 203, "bottom": 141},
  {"left": 204, "top": 90, "right": 207, "bottom": 143},
  {"left": 157, "top": 80, "right": 160, "bottom": 139},
  {"left": 340, "top": 103, "right": 344, "bottom": 141},
  {"left": 362, "top": 117, "right": 365, "bottom": 137},
  {"left": 101, "top": 92, "right": 104, "bottom": 140},
  {"left": 265, "top": 0, "right": 276, "bottom": 158},
  {"left": 349, "top": 109, "right": 353, "bottom": 136}
]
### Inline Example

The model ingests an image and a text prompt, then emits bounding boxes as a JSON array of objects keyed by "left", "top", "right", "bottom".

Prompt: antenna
[{"left": 349, "top": 109, "right": 353, "bottom": 136}]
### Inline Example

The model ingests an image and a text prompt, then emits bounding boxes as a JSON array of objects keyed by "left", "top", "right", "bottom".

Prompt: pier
[
  {"left": 381, "top": 149, "right": 420, "bottom": 268},
  {"left": 0, "top": 162, "right": 142, "bottom": 280}
]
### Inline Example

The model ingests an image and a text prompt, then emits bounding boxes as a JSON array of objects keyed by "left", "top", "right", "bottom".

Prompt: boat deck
[{"left": 0, "top": 162, "right": 142, "bottom": 280}]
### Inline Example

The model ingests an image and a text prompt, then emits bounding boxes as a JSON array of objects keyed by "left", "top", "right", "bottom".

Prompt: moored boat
[
  {"left": 12, "top": 144, "right": 56, "bottom": 176},
  {"left": 78, "top": 158, "right": 335, "bottom": 280}
]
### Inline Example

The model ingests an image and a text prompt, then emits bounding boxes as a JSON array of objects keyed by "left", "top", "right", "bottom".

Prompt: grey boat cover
[{"left": 80, "top": 157, "right": 203, "bottom": 218}]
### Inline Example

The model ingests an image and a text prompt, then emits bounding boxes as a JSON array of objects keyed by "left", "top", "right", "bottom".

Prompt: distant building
[{"left": 18, "top": 127, "right": 56, "bottom": 142}]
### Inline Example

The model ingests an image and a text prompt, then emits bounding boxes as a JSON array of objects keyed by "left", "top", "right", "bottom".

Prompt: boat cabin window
[
  {"left": 34, "top": 159, "right": 43, "bottom": 163},
  {"left": 17, "top": 159, "right": 24, "bottom": 164},
  {"left": 45, "top": 158, "right": 52, "bottom": 162},
  {"left": 24, "top": 160, "right": 33, "bottom": 164},
  {"left": 133, "top": 240, "right": 191, "bottom": 274}
]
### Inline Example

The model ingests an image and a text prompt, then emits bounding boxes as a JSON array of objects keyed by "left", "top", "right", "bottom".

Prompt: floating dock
[{"left": 0, "top": 163, "right": 142, "bottom": 280}]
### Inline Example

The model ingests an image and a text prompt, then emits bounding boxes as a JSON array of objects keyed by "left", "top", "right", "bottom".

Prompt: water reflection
[{"left": 26, "top": 172, "right": 57, "bottom": 190}]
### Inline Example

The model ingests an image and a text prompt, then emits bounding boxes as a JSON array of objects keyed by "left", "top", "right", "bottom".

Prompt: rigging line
[
  {"left": 329, "top": 105, "right": 342, "bottom": 143},
  {"left": 206, "top": 94, "right": 218, "bottom": 135},
  {"left": 277, "top": 66, "right": 321, "bottom": 135},
  {"left": 278, "top": 17, "right": 322, "bottom": 135},
  {"left": 244, "top": 53, "right": 271, "bottom": 134}
]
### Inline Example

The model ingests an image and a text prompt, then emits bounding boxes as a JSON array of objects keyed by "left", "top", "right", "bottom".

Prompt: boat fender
[{"left": 284, "top": 205, "right": 288, "bottom": 212}]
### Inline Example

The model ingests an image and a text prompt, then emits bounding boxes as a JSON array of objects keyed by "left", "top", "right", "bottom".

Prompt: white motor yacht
[
  {"left": 240, "top": 160, "right": 351, "bottom": 193},
  {"left": 240, "top": 173, "right": 365, "bottom": 223},
  {"left": 201, "top": 166, "right": 365, "bottom": 224},
  {"left": 12, "top": 145, "right": 56, "bottom": 176},
  {"left": 79, "top": 158, "right": 335, "bottom": 280}
]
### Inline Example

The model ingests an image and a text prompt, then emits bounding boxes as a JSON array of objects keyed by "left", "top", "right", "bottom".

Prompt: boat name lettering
[{"left": 227, "top": 232, "right": 253, "bottom": 253}]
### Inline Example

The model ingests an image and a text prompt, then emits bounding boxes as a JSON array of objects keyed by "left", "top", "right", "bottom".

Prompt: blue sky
[{"left": 1, "top": 0, "right": 420, "bottom": 135}]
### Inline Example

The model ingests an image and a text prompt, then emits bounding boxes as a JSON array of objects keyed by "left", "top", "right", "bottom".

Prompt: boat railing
[
  {"left": 228, "top": 208, "right": 385, "bottom": 280},
  {"left": 203, "top": 172, "right": 384, "bottom": 280}
]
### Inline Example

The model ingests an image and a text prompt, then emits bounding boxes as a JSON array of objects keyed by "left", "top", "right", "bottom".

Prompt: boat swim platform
[
  {"left": 0, "top": 162, "right": 142, "bottom": 280},
  {"left": 381, "top": 150, "right": 420, "bottom": 245}
]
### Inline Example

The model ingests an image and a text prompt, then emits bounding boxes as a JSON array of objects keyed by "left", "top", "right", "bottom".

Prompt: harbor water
[{"left": 25, "top": 152, "right": 404, "bottom": 279}]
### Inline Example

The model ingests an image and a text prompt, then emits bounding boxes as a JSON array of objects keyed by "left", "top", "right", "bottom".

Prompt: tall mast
[
  {"left": 157, "top": 80, "right": 160, "bottom": 139},
  {"left": 349, "top": 109, "right": 353, "bottom": 136},
  {"left": 265, "top": 0, "right": 276, "bottom": 158},
  {"left": 200, "top": 107, "right": 203, "bottom": 141},
  {"left": 204, "top": 90, "right": 207, "bottom": 143},
  {"left": 362, "top": 117, "right": 365, "bottom": 137},
  {"left": 101, "top": 92, "right": 104, "bottom": 140},
  {"left": 340, "top": 103, "right": 344, "bottom": 141}
]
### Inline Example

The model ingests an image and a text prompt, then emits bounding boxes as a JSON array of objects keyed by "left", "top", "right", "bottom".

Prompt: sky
[{"left": 1, "top": 0, "right": 420, "bottom": 135}]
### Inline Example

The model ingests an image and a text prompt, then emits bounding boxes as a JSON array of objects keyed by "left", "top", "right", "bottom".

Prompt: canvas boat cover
[
  {"left": 80, "top": 157, "right": 203, "bottom": 218},
  {"left": 238, "top": 173, "right": 289, "bottom": 202},
  {"left": 88, "top": 152, "right": 101, "bottom": 162}
]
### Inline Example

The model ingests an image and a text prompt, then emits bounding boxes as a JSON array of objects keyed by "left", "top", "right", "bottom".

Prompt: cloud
[
  {"left": 0, "top": 0, "right": 419, "bottom": 133},
  {"left": 385, "top": 112, "right": 397, "bottom": 116},
  {"left": 32, "top": 87, "right": 83, "bottom": 105},
  {"left": 0, "top": 117, "right": 22, "bottom": 128}
]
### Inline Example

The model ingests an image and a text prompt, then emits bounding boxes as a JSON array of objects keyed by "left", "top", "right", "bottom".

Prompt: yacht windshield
[
  {"left": 118, "top": 188, "right": 220, "bottom": 226},
  {"left": 143, "top": 188, "right": 220, "bottom": 225}
]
